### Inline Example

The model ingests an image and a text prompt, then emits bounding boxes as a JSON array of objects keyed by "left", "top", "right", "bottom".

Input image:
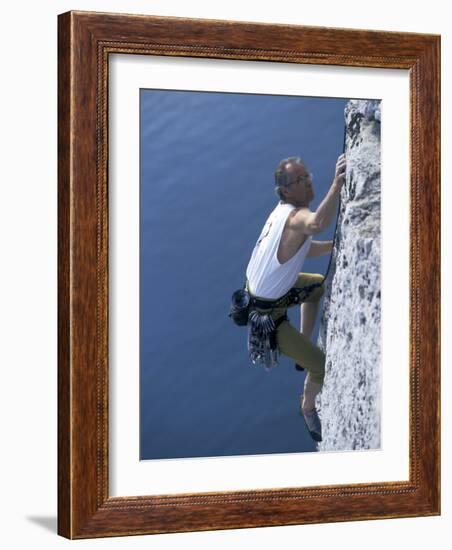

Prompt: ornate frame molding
[{"left": 58, "top": 11, "right": 440, "bottom": 538}]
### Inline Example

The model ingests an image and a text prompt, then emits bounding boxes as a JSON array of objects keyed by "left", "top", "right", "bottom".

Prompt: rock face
[{"left": 317, "top": 99, "right": 381, "bottom": 452}]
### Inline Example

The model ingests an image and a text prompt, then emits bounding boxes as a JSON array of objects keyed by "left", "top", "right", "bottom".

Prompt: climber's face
[{"left": 281, "top": 161, "right": 314, "bottom": 207}]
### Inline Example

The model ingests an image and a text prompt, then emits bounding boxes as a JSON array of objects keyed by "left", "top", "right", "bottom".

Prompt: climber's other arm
[{"left": 307, "top": 240, "right": 333, "bottom": 257}]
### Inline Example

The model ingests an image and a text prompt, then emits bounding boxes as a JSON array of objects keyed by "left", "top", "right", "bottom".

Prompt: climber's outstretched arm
[
  {"left": 312, "top": 153, "right": 346, "bottom": 230},
  {"left": 291, "top": 153, "right": 346, "bottom": 235}
]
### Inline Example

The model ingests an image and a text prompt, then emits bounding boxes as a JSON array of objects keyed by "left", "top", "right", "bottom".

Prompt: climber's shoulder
[{"left": 287, "top": 207, "right": 321, "bottom": 236}]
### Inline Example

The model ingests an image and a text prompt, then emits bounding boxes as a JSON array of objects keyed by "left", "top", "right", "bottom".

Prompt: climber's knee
[
  {"left": 277, "top": 321, "right": 325, "bottom": 383},
  {"left": 306, "top": 275, "right": 326, "bottom": 303},
  {"left": 293, "top": 273, "right": 325, "bottom": 303}
]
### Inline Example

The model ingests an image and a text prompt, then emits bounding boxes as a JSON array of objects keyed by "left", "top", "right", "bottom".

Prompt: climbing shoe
[
  {"left": 301, "top": 407, "right": 322, "bottom": 442},
  {"left": 294, "top": 363, "right": 305, "bottom": 371}
]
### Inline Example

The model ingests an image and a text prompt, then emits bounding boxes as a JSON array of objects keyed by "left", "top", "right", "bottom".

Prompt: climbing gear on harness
[
  {"left": 247, "top": 312, "right": 288, "bottom": 371},
  {"left": 229, "top": 288, "right": 251, "bottom": 326}
]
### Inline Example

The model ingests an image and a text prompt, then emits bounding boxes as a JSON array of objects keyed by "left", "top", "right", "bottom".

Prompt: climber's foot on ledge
[
  {"left": 294, "top": 363, "right": 305, "bottom": 371},
  {"left": 300, "top": 404, "right": 322, "bottom": 442}
]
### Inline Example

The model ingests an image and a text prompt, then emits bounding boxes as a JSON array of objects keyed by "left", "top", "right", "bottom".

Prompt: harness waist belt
[{"left": 248, "top": 281, "right": 324, "bottom": 310}]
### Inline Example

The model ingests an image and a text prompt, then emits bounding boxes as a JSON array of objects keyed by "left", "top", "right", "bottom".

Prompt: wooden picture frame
[{"left": 58, "top": 10, "right": 440, "bottom": 539}]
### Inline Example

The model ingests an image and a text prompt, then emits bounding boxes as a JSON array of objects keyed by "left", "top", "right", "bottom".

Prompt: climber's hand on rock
[{"left": 333, "top": 153, "right": 346, "bottom": 188}]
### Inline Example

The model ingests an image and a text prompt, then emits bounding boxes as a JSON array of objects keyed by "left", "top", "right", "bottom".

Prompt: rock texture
[{"left": 317, "top": 99, "right": 381, "bottom": 452}]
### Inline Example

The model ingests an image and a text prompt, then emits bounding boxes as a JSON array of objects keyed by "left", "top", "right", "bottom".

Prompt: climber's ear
[{"left": 280, "top": 184, "right": 290, "bottom": 200}]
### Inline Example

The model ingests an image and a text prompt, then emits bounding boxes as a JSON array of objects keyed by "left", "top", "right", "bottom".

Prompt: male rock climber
[{"left": 245, "top": 154, "right": 346, "bottom": 442}]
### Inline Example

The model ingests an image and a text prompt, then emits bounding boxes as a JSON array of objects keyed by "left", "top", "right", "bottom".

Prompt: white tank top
[{"left": 246, "top": 201, "right": 312, "bottom": 299}]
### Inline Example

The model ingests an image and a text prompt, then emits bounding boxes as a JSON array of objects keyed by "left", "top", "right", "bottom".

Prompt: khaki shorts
[{"left": 254, "top": 273, "right": 326, "bottom": 385}]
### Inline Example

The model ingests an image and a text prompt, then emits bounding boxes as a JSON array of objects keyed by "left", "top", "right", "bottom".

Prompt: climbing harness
[
  {"left": 229, "top": 280, "right": 324, "bottom": 327},
  {"left": 229, "top": 280, "right": 326, "bottom": 370},
  {"left": 229, "top": 279, "right": 328, "bottom": 371}
]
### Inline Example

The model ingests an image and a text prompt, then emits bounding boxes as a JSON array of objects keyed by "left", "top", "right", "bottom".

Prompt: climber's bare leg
[
  {"left": 301, "top": 374, "right": 323, "bottom": 441},
  {"left": 300, "top": 301, "right": 322, "bottom": 413},
  {"left": 300, "top": 300, "right": 320, "bottom": 340},
  {"left": 301, "top": 372, "right": 322, "bottom": 412}
]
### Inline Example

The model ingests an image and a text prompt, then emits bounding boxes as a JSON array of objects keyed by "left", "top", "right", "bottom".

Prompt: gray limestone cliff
[{"left": 317, "top": 99, "right": 381, "bottom": 452}]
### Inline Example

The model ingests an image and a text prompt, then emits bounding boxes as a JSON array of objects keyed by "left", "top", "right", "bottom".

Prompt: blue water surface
[{"left": 140, "top": 89, "right": 348, "bottom": 459}]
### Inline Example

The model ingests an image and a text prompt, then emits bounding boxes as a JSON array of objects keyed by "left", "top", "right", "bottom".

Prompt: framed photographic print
[{"left": 58, "top": 11, "right": 440, "bottom": 539}]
